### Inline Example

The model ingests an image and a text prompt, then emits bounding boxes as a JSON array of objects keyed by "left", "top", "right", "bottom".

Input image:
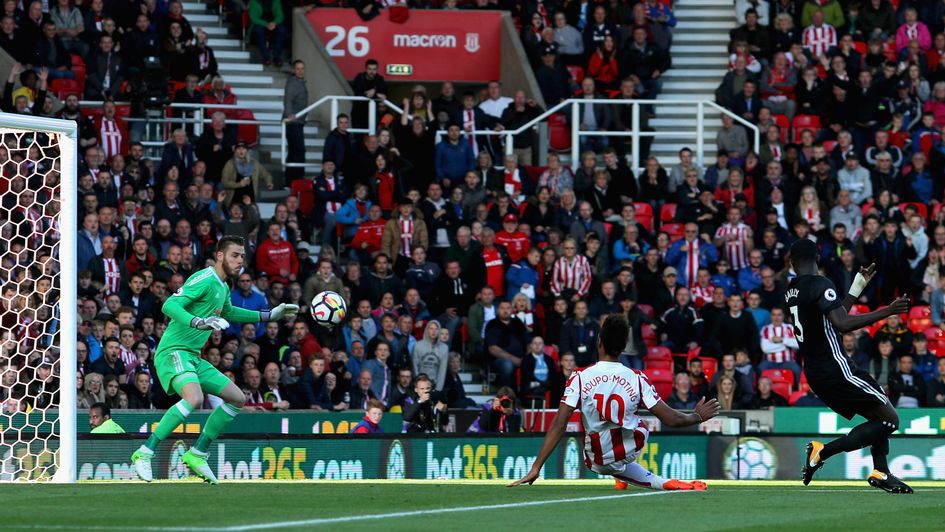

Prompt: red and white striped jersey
[
  {"left": 715, "top": 222, "right": 751, "bottom": 270},
  {"left": 98, "top": 118, "right": 123, "bottom": 161},
  {"left": 802, "top": 24, "right": 837, "bottom": 58},
  {"left": 103, "top": 258, "right": 122, "bottom": 295},
  {"left": 561, "top": 361, "right": 661, "bottom": 468},
  {"left": 760, "top": 323, "right": 799, "bottom": 363},
  {"left": 119, "top": 345, "right": 137, "bottom": 368},
  {"left": 550, "top": 255, "right": 592, "bottom": 297}
]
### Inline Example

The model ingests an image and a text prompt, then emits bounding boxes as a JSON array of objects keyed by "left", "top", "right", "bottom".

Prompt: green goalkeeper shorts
[{"left": 154, "top": 349, "right": 231, "bottom": 396}]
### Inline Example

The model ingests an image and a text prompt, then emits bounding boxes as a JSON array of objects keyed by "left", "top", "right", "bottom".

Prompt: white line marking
[
  {"left": 13, "top": 490, "right": 683, "bottom": 531},
  {"left": 219, "top": 490, "right": 683, "bottom": 531}
]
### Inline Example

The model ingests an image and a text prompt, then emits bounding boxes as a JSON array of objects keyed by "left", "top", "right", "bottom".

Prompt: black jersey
[
  {"left": 784, "top": 273, "right": 889, "bottom": 418},
  {"left": 784, "top": 274, "right": 844, "bottom": 378}
]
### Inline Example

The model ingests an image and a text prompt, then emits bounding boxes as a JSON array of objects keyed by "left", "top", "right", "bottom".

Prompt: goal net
[{"left": 0, "top": 115, "right": 77, "bottom": 482}]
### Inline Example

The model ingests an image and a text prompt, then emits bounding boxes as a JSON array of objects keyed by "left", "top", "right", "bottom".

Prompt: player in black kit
[{"left": 785, "top": 239, "right": 912, "bottom": 493}]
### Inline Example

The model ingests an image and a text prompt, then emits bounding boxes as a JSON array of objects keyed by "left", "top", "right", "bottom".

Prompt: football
[{"left": 310, "top": 290, "right": 347, "bottom": 328}]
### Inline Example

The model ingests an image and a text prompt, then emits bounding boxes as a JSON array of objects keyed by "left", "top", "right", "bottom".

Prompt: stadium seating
[
  {"left": 548, "top": 113, "right": 571, "bottom": 152},
  {"left": 660, "top": 203, "right": 677, "bottom": 224},
  {"left": 661, "top": 223, "right": 685, "bottom": 241},
  {"left": 634, "top": 202, "right": 655, "bottom": 231},
  {"left": 698, "top": 357, "right": 717, "bottom": 382},
  {"left": 642, "top": 368, "right": 674, "bottom": 399},
  {"left": 898, "top": 202, "right": 928, "bottom": 220},
  {"left": 647, "top": 346, "right": 672, "bottom": 359},
  {"left": 761, "top": 369, "right": 794, "bottom": 395},
  {"left": 643, "top": 357, "right": 673, "bottom": 371}
]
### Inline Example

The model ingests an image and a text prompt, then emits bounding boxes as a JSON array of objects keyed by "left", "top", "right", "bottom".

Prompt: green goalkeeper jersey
[{"left": 156, "top": 267, "right": 261, "bottom": 356}]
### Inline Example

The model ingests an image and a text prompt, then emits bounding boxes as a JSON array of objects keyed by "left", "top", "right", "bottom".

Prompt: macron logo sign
[{"left": 393, "top": 33, "right": 457, "bottom": 48}]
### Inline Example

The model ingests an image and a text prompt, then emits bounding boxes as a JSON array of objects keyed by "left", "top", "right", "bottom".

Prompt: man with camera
[{"left": 401, "top": 374, "right": 448, "bottom": 433}]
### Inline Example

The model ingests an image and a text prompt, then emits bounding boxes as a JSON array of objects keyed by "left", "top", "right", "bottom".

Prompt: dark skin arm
[
  {"left": 830, "top": 262, "right": 910, "bottom": 333},
  {"left": 840, "top": 263, "right": 875, "bottom": 311}
]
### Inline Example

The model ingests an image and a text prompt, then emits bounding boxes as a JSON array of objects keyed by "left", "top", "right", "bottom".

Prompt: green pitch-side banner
[
  {"left": 707, "top": 435, "right": 945, "bottom": 481},
  {"left": 74, "top": 434, "right": 708, "bottom": 482},
  {"left": 772, "top": 408, "right": 945, "bottom": 435},
  {"left": 1, "top": 410, "right": 404, "bottom": 435}
]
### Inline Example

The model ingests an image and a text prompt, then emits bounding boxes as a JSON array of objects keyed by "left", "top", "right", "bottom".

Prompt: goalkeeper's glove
[
  {"left": 262, "top": 303, "right": 300, "bottom": 322},
  {"left": 191, "top": 316, "right": 230, "bottom": 331}
]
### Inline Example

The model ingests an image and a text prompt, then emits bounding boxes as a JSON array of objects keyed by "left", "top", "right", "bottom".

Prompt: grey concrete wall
[
  {"left": 499, "top": 12, "right": 545, "bottom": 109},
  {"left": 292, "top": 8, "right": 354, "bottom": 127}
]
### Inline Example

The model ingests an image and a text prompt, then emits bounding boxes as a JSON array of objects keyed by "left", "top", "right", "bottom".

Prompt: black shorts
[{"left": 805, "top": 366, "right": 889, "bottom": 420}]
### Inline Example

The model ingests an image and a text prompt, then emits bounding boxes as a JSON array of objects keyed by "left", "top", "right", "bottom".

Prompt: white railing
[
  {"left": 281, "top": 95, "right": 405, "bottom": 169},
  {"left": 287, "top": 97, "right": 759, "bottom": 174}
]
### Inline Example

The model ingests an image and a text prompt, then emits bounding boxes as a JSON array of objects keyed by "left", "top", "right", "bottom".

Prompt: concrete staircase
[
  {"left": 180, "top": 1, "right": 318, "bottom": 181},
  {"left": 651, "top": 0, "right": 735, "bottom": 167}
]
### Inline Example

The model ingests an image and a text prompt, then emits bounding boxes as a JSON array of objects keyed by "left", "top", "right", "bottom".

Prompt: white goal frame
[{"left": 0, "top": 113, "right": 78, "bottom": 483}]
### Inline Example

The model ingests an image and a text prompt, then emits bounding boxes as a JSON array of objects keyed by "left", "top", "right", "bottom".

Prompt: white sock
[
  {"left": 188, "top": 448, "right": 208, "bottom": 457},
  {"left": 137, "top": 445, "right": 153, "bottom": 456},
  {"left": 615, "top": 462, "right": 669, "bottom": 490}
]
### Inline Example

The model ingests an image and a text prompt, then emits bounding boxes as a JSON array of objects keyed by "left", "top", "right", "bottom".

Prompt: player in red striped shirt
[{"left": 510, "top": 314, "right": 719, "bottom": 490}]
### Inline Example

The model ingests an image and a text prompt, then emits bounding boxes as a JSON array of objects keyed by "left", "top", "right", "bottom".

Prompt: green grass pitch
[{"left": 5, "top": 480, "right": 945, "bottom": 531}]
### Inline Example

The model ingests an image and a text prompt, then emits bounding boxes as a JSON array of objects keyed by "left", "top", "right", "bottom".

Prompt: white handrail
[
  {"left": 283, "top": 97, "right": 762, "bottom": 174},
  {"left": 282, "top": 96, "right": 405, "bottom": 169}
]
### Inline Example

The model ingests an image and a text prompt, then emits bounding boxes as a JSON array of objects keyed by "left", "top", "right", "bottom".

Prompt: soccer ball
[
  {"left": 310, "top": 290, "right": 347, "bottom": 328},
  {"left": 722, "top": 437, "right": 778, "bottom": 480}
]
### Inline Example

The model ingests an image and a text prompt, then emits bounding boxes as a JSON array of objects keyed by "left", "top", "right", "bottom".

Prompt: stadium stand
[{"left": 2, "top": 0, "right": 945, "bottom": 435}]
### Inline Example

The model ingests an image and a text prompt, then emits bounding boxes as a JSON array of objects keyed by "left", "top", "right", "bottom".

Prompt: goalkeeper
[{"left": 131, "top": 236, "right": 299, "bottom": 484}]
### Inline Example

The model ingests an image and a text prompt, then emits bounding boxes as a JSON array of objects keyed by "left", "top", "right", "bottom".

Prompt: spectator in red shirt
[
  {"left": 480, "top": 227, "right": 511, "bottom": 297},
  {"left": 495, "top": 213, "right": 531, "bottom": 263},
  {"left": 290, "top": 319, "right": 325, "bottom": 368},
  {"left": 255, "top": 220, "right": 298, "bottom": 284}
]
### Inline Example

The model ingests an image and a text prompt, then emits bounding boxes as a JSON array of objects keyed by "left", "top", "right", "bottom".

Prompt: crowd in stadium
[{"left": 2, "top": 0, "right": 945, "bottom": 437}]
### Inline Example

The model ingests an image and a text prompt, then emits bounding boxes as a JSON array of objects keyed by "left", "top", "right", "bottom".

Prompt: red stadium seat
[
  {"left": 641, "top": 324, "right": 657, "bottom": 347},
  {"left": 687, "top": 346, "right": 701, "bottom": 359},
  {"left": 929, "top": 339, "right": 945, "bottom": 357},
  {"left": 772, "top": 114, "right": 789, "bottom": 142},
  {"left": 771, "top": 382, "right": 791, "bottom": 401},
  {"left": 788, "top": 390, "right": 807, "bottom": 406},
  {"left": 548, "top": 113, "right": 571, "bottom": 152},
  {"left": 853, "top": 41, "right": 867, "bottom": 55},
  {"left": 643, "top": 357, "right": 673, "bottom": 371},
  {"left": 662, "top": 223, "right": 685, "bottom": 241},
  {"left": 698, "top": 357, "right": 717, "bottom": 382},
  {"left": 642, "top": 368, "right": 674, "bottom": 399},
  {"left": 924, "top": 327, "right": 945, "bottom": 341},
  {"left": 566, "top": 65, "right": 585, "bottom": 83},
  {"left": 70, "top": 54, "right": 86, "bottom": 89},
  {"left": 866, "top": 318, "right": 886, "bottom": 337},
  {"left": 290, "top": 179, "right": 316, "bottom": 217},
  {"left": 660, "top": 203, "right": 677, "bottom": 224},
  {"left": 898, "top": 202, "right": 928, "bottom": 220},
  {"left": 637, "top": 303, "right": 655, "bottom": 318},
  {"left": 909, "top": 306, "right": 931, "bottom": 320},
  {"left": 544, "top": 345, "right": 560, "bottom": 368},
  {"left": 908, "top": 318, "right": 932, "bottom": 334},
  {"left": 799, "top": 372, "right": 809, "bottom": 392},
  {"left": 934, "top": 202, "right": 945, "bottom": 222},
  {"left": 232, "top": 108, "right": 259, "bottom": 147},
  {"left": 50, "top": 78, "right": 80, "bottom": 100},
  {"left": 647, "top": 346, "right": 672, "bottom": 359},
  {"left": 762, "top": 369, "right": 794, "bottom": 392},
  {"left": 849, "top": 304, "right": 870, "bottom": 315},
  {"left": 634, "top": 202, "right": 655, "bottom": 231},
  {"left": 792, "top": 114, "right": 821, "bottom": 131},
  {"left": 822, "top": 140, "right": 838, "bottom": 153}
]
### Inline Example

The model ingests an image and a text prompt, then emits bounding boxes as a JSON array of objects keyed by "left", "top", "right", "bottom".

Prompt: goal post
[{"left": 0, "top": 113, "right": 78, "bottom": 483}]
